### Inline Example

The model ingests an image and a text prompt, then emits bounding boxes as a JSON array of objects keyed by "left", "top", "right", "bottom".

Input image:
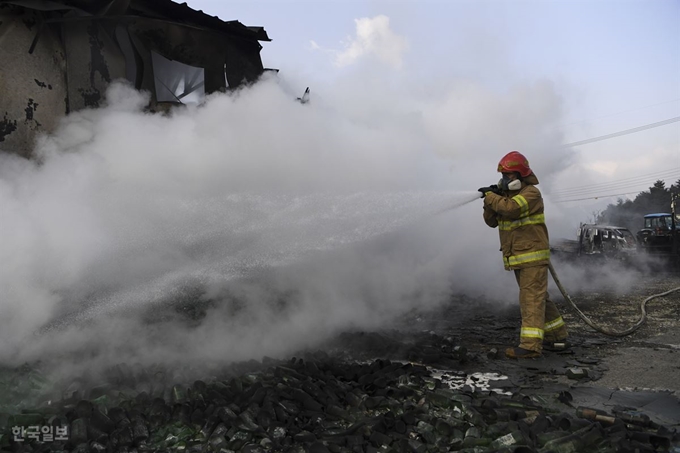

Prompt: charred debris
[{"left": 0, "top": 328, "right": 677, "bottom": 452}]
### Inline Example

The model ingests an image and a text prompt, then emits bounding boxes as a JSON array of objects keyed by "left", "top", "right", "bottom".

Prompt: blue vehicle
[{"left": 636, "top": 213, "right": 680, "bottom": 253}]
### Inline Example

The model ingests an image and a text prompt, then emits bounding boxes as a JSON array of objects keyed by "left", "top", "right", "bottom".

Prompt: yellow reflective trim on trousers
[
  {"left": 545, "top": 316, "right": 565, "bottom": 332},
  {"left": 521, "top": 327, "right": 544, "bottom": 339},
  {"left": 504, "top": 249, "right": 551, "bottom": 267},
  {"left": 512, "top": 194, "right": 529, "bottom": 217},
  {"left": 498, "top": 214, "right": 546, "bottom": 231}
]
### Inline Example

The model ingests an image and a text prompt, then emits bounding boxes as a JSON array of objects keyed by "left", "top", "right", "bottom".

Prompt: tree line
[{"left": 594, "top": 179, "right": 680, "bottom": 232}]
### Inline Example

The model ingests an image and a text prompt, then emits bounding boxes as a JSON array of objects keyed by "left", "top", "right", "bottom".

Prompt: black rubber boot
[{"left": 543, "top": 340, "right": 570, "bottom": 352}]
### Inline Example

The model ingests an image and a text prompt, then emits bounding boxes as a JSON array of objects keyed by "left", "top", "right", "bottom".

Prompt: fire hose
[
  {"left": 548, "top": 261, "right": 680, "bottom": 337},
  {"left": 431, "top": 194, "right": 680, "bottom": 337}
]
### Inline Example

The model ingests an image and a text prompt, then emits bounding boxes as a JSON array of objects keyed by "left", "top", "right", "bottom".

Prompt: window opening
[{"left": 151, "top": 51, "right": 205, "bottom": 103}]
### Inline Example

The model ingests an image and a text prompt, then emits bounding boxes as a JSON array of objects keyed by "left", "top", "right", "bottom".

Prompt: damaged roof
[
  {"left": 0, "top": 0, "right": 271, "bottom": 41},
  {"left": 127, "top": 0, "right": 271, "bottom": 41}
]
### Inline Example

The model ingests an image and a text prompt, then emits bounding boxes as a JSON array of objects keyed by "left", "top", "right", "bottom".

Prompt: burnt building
[{"left": 0, "top": 0, "right": 272, "bottom": 157}]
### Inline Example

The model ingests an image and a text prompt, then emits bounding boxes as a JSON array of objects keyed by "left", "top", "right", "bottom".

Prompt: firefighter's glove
[{"left": 478, "top": 184, "right": 501, "bottom": 198}]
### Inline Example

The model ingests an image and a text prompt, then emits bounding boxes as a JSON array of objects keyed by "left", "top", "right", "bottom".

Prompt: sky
[
  {"left": 189, "top": 0, "right": 680, "bottom": 210},
  {"left": 0, "top": 0, "right": 678, "bottom": 375}
]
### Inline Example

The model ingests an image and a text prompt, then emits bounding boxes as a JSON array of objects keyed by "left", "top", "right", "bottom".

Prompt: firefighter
[{"left": 478, "top": 151, "right": 568, "bottom": 359}]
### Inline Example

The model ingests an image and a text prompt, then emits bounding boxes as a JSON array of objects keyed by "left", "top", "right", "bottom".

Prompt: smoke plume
[{"left": 0, "top": 69, "right": 628, "bottom": 374}]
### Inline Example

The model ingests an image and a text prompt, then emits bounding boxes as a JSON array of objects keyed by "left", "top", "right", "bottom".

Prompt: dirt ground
[
  {"left": 386, "top": 262, "right": 680, "bottom": 430},
  {"left": 2, "top": 259, "right": 679, "bottom": 452},
  {"left": 553, "top": 273, "right": 680, "bottom": 393}
]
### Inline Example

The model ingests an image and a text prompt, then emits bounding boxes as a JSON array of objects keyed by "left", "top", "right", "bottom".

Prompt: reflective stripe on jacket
[{"left": 482, "top": 174, "right": 550, "bottom": 270}]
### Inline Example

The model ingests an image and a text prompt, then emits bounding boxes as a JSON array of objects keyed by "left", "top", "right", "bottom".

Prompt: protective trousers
[{"left": 514, "top": 265, "right": 568, "bottom": 352}]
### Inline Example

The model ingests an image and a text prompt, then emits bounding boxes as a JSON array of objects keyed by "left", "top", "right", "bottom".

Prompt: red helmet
[{"left": 497, "top": 151, "right": 532, "bottom": 177}]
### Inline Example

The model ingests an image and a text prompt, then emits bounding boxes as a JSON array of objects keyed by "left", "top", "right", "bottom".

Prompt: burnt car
[
  {"left": 577, "top": 224, "right": 638, "bottom": 257},
  {"left": 551, "top": 223, "right": 638, "bottom": 263}
]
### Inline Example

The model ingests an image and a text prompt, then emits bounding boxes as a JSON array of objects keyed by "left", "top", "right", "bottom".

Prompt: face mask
[
  {"left": 499, "top": 174, "right": 522, "bottom": 191},
  {"left": 508, "top": 179, "right": 522, "bottom": 191}
]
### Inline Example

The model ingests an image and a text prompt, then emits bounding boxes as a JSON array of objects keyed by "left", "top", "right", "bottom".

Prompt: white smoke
[
  {"left": 0, "top": 66, "right": 619, "bottom": 372},
  {"left": 333, "top": 15, "right": 409, "bottom": 69}
]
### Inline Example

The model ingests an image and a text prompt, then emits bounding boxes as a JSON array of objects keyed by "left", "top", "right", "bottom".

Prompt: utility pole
[{"left": 671, "top": 193, "right": 679, "bottom": 260}]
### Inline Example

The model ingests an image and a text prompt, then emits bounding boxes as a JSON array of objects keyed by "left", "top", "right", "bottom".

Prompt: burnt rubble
[
  {"left": 1, "top": 338, "right": 677, "bottom": 453},
  {"left": 2, "top": 276, "right": 680, "bottom": 452}
]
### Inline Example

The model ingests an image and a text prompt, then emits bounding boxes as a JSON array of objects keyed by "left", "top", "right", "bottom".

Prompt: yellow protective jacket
[{"left": 482, "top": 173, "right": 550, "bottom": 270}]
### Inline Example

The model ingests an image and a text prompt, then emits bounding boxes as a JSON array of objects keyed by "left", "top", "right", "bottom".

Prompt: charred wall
[
  {"left": 0, "top": 5, "right": 68, "bottom": 158},
  {"left": 63, "top": 20, "right": 127, "bottom": 112},
  {"left": 0, "top": 1, "right": 270, "bottom": 158}
]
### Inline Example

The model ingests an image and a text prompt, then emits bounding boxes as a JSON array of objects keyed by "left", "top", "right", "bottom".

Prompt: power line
[
  {"left": 551, "top": 169, "right": 679, "bottom": 194},
  {"left": 549, "top": 169, "right": 680, "bottom": 197},
  {"left": 549, "top": 175, "right": 680, "bottom": 200},
  {"left": 564, "top": 98, "right": 680, "bottom": 128},
  {"left": 550, "top": 171, "right": 680, "bottom": 202},
  {"left": 551, "top": 191, "right": 648, "bottom": 203},
  {"left": 551, "top": 178, "right": 680, "bottom": 202},
  {"left": 552, "top": 184, "right": 674, "bottom": 202},
  {"left": 551, "top": 180, "right": 679, "bottom": 202},
  {"left": 563, "top": 116, "right": 680, "bottom": 148},
  {"left": 549, "top": 113, "right": 680, "bottom": 202}
]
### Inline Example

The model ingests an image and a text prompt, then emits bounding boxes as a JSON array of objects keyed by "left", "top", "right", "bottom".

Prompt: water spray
[{"left": 428, "top": 192, "right": 482, "bottom": 218}]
